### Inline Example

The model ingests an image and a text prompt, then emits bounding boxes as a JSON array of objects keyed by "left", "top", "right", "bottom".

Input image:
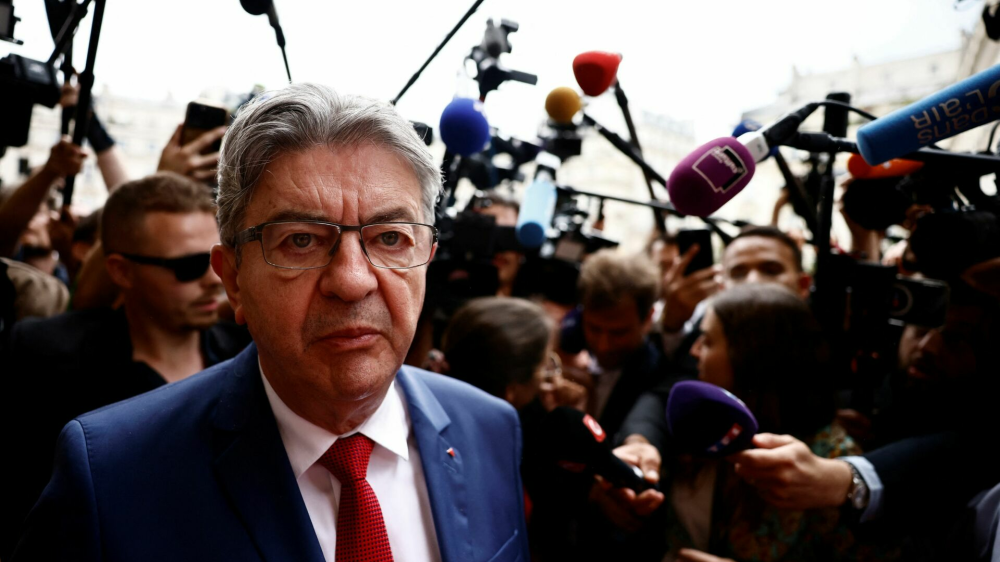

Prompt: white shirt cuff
[{"left": 842, "top": 455, "right": 883, "bottom": 523}]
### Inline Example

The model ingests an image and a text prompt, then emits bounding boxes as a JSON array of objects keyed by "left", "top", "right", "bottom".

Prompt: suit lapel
[
  {"left": 396, "top": 368, "right": 473, "bottom": 562},
  {"left": 212, "top": 344, "right": 325, "bottom": 562}
]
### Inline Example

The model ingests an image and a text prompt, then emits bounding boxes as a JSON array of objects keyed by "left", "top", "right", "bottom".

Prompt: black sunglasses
[{"left": 120, "top": 252, "right": 212, "bottom": 282}]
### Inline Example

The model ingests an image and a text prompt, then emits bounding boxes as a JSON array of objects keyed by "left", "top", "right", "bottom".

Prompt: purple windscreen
[
  {"left": 667, "top": 137, "right": 756, "bottom": 217},
  {"left": 666, "top": 380, "right": 758, "bottom": 457}
]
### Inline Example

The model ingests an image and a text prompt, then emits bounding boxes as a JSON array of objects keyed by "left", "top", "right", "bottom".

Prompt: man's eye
[
  {"left": 291, "top": 233, "right": 313, "bottom": 248},
  {"left": 379, "top": 231, "right": 400, "bottom": 246}
]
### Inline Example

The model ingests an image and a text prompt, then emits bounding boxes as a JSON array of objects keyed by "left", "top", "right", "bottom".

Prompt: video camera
[
  {"left": 466, "top": 18, "right": 537, "bottom": 99},
  {"left": 0, "top": 54, "right": 61, "bottom": 154}
]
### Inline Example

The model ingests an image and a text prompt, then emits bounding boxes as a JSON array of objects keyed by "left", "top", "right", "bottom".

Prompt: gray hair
[{"left": 216, "top": 83, "right": 441, "bottom": 249}]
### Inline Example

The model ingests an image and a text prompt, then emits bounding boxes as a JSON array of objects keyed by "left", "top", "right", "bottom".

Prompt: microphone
[
  {"left": 847, "top": 153, "right": 923, "bottom": 179},
  {"left": 545, "top": 87, "right": 582, "bottom": 125},
  {"left": 667, "top": 102, "right": 827, "bottom": 217},
  {"left": 542, "top": 406, "right": 656, "bottom": 492},
  {"left": 573, "top": 51, "right": 623, "bottom": 97},
  {"left": 439, "top": 98, "right": 490, "bottom": 157},
  {"left": 240, "top": 0, "right": 291, "bottom": 82},
  {"left": 666, "top": 380, "right": 758, "bottom": 457},
  {"left": 666, "top": 138, "right": 756, "bottom": 217},
  {"left": 732, "top": 119, "right": 777, "bottom": 161},
  {"left": 515, "top": 153, "right": 560, "bottom": 248},
  {"left": 856, "top": 64, "right": 1000, "bottom": 165}
]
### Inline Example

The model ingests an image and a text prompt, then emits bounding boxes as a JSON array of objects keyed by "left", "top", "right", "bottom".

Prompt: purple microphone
[
  {"left": 666, "top": 137, "right": 756, "bottom": 217},
  {"left": 666, "top": 380, "right": 758, "bottom": 457}
]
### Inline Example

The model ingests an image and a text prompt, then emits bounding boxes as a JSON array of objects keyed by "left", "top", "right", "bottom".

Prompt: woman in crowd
[
  {"left": 661, "top": 283, "right": 897, "bottom": 562},
  {"left": 440, "top": 296, "right": 585, "bottom": 411}
]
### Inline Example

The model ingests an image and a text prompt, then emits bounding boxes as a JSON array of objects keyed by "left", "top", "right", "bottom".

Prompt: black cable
[
  {"left": 391, "top": 0, "right": 487, "bottom": 105},
  {"left": 815, "top": 99, "right": 878, "bottom": 122},
  {"left": 987, "top": 121, "right": 1000, "bottom": 153}
]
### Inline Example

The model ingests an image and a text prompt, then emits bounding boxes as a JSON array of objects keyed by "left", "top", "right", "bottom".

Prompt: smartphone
[
  {"left": 181, "top": 101, "right": 229, "bottom": 153},
  {"left": 677, "top": 228, "right": 714, "bottom": 275}
]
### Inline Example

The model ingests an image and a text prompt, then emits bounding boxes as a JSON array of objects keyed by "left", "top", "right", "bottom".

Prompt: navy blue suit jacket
[{"left": 13, "top": 343, "right": 528, "bottom": 562}]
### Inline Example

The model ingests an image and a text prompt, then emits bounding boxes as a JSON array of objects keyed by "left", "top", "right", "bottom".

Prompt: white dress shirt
[{"left": 261, "top": 367, "right": 441, "bottom": 562}]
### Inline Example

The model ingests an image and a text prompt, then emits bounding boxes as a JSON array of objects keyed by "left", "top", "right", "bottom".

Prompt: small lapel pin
[{"left": 446, "top": 447, "right": 456, "bottom": 458}]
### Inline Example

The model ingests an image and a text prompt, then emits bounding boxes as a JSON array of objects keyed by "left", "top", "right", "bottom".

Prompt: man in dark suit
[
  {"left": 572, "top": 248, "right": 666, "bottom": 440},
  {"left": 12, "top": 84, "right": 528, "bottom": 562}
]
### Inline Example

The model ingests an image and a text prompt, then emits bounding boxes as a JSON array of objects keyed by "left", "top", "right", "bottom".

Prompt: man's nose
[{"left": 318, "top": 231, "right": 378, "bottom": 302}]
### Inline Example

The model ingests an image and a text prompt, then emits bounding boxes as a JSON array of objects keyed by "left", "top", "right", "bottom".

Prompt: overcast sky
[{"left": 3, "top": 0, "right": 984, "bottom": 143}]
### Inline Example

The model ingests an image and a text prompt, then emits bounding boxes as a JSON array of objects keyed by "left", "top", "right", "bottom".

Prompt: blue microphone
[
  {"left": 857, "top": 64, "right": 1000, "bottom": 165},
  {"left": 439, "top": 98, "right": 491, "bottom": 157},
  {"left": 732, "top": 119, "right": 777, "bottom": 160},
  {"left": 516, "top": 172, "right": 557, "bottom": 248},
  {"left": 516, "top": 153, "right": 560, "bottom": 248}
]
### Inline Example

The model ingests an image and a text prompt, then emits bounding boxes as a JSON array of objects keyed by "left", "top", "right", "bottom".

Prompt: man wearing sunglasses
[
  {"left": 13, "top": 84, "right": 529, "bottom": 562},
  {"left": 1, "top": 172, "right": 252, "bottom": 559}
]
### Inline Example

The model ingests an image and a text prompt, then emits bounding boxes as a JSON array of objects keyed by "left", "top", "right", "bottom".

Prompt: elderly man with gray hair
[{"left": 13, "top": 84, "right": 529, "bottom": 562}]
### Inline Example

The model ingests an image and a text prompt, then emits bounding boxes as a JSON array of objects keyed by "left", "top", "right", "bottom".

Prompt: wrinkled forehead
[
  {"left": 723, "top": 236, "right": 797, "bottom": 269},
  {"left": 246, "top": 145, "right": 423, "bottom": 226}
]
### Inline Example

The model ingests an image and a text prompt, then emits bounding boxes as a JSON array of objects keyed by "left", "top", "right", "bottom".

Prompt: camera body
[{"left": 0, "top": 54, "right": 61, "bottom": 151}]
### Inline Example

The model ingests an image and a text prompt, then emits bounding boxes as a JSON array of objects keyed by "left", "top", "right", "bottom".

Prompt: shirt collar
[{"left": 260, "top": 361, "right": 411, "bottom": 481}]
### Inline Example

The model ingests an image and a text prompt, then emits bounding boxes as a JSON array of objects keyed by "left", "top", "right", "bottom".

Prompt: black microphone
[
  {"left": 240, "top": 0, "right": 291, "bottom": 82},
  {"left": 541, "top": 407, "right": 657, "bottom": 493}
]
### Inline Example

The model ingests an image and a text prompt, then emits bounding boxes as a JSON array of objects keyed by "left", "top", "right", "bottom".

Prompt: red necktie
[{"left": 318, "top": 434, "right": 394, "bottom": 562}]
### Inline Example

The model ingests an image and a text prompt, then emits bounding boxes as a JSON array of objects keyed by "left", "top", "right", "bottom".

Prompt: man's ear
[
  {"left": 212, "top": 244, "right": 246, "bottom": 325},
  {"left": 104, "top": 253, "right": 133, "bottom": 290}
]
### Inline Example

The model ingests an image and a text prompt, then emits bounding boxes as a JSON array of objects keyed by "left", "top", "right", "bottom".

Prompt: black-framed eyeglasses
[
  {"left": 119, "top": 252, "right": 212, "bottom": 282},
  {"left": 235, "top": 220, "right": 439, "bottom": 270}
]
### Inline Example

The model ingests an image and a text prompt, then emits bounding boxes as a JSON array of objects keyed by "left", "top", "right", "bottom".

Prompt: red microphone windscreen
[
  {"left": 667, "top": 138, "right": 756, "bottom": 217},
  {"left": 573, "top": 52, "right": 623, "bottom": 97},
  {"left": 847, "top": 153, "right": 924, "bottom": 179}
]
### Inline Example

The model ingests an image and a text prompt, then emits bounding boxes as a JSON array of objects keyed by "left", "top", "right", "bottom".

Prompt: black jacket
[{"left": 0, "top": 307, "right": 251, "bottom": 560}]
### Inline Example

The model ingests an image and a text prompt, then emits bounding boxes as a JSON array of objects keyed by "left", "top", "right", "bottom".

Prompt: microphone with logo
[
  {"left": 541, "top": 407, "right": 658, "bottom": 493},
  {"left": 666, "top": 380, "right": 758, "bottom": 457},
  {"left": 668, "top": 101, "right": 845, "bottom": 218},
  {"left": 856, "top": 64, "right": 1000, "bottom": 166}
]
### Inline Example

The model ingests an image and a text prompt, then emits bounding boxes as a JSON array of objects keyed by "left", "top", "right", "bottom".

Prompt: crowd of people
[{"left": 1, "top": 82, "right": 999, "bottom": 562}]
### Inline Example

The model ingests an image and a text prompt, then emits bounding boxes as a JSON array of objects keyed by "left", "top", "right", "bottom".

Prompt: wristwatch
[{"left": 845, "top": 463, "right": 870, "bottom": 511}]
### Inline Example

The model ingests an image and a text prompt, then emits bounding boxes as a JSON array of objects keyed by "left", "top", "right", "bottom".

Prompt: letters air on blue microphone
[{"left": 857, "top": 64, "right": 1000, "bottom": 165}]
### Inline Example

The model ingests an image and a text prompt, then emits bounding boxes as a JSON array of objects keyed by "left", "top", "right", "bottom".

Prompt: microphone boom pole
[
  {"left": 60, "top": 0, "right": 107, "bottom": 208},
  {"left": 612, "top": 81, "right": 667, "bottom": 233},
  {"left": 391, "top": 0, "right": 487, "bottom": 105}
]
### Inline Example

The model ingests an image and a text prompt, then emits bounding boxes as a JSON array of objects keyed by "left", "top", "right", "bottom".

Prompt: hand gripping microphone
[
  {"left": 856, "top": 64, "right": 1000, "bottom": 165},
  {"left": 573, "top": 51, "right": 623, "bottom": 97},
  {"left": 439, "top": 98, "right": 490, "bottom": 157},
  {"left": 666, "top": 380, "right": 758, "bottom": 457},
  {"left": 542, "top": 406, "right": 657, "bottom": 492},
  {"left": 515, "top": 152, "right": 560, "bottom": 248}
]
